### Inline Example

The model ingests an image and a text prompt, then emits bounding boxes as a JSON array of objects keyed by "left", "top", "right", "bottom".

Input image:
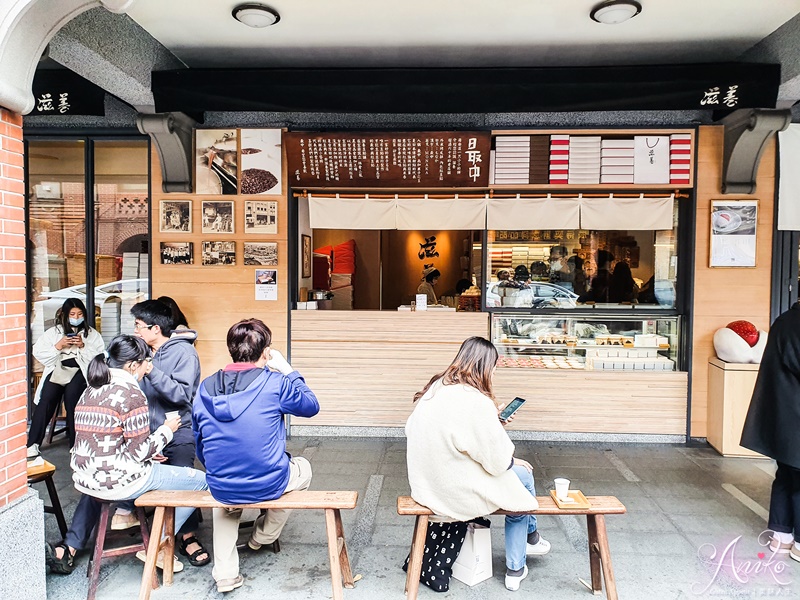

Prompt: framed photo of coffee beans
[{"left": 241, "top": 129, "right": 282, "bottom": 195}]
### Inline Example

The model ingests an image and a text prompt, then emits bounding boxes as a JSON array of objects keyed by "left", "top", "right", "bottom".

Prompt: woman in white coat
[
  {"left": 28, "top": 298, "right": 105, "bottom": 458},
  {"left": 405, "top": 336, "right": 551, "bottom": 592}
]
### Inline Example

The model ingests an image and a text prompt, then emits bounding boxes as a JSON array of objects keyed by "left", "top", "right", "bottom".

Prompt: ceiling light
[
  {"left": 590, "top": 0, "right": 642, "bottom": 25},
  {"left": 232, "top": 3, "right": 280, "bottom": 28}
]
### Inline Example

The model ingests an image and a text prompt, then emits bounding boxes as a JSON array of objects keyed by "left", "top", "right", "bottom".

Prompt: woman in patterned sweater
[{"left": 46, "top": 335, "right": 208, "bottom": 574}]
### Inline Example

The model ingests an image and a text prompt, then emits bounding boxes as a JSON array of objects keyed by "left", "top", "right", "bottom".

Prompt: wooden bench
[
  {"left": 135, "top": 489, "right": 358, "bottom": 600},
  {"left": 398, "top": 495, "right": 626, "bottom": 600}
]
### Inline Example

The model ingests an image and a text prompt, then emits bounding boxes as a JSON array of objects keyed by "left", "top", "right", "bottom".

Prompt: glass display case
[{"left": 491, "top": 313, "right": 680, "bottom": 371}]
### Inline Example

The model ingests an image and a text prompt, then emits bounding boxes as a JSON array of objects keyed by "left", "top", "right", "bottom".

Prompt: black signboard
[
  {"left": 152, "top": 63, "right": 780, "bottom": 114},
  {"left": 285, "top": 131, "right": 491, "bottom": 187},
  {"left": 31, "top": 69, "right": 105, "bottom": 116}
]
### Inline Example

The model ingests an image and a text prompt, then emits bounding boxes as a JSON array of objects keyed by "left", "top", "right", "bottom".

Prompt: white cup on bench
[{"left": 554, "top": 478, "right": 571, "bottom": 500}]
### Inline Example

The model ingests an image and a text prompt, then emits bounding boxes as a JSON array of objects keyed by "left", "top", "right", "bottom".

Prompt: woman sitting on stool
[
  {"left": 27, "top": 298, "right": 105, "bottom": 459},
  {"left": 405, "top": 336, "right": 551, "bottom": 592},
  {"left": 46, "top": 335, "right": 208, "bottom": 574}
]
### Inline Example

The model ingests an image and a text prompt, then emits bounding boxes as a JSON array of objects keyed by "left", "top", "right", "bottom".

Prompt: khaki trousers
[{"left": 212, "top": 457, "right": 313, "bottom": 581}]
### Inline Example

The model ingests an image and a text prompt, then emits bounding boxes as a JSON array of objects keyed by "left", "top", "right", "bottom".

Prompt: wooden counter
[
  {"left": 290, "top": 310, "right": 688, "bottom": 434},
  {"left": 494, "top": 368, "right": 687, "bottom": 435},
  {"left": 290, "top": 310, "right": 489, "bottom": 427}
]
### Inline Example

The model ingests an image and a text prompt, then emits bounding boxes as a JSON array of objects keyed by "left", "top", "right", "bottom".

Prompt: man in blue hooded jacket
[{"left": 193, "top": 318, "right": 319, "bottom": 593}]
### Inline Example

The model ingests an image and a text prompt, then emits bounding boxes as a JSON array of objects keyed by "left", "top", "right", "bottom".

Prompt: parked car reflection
[{"left": 487, "top": 281, "right": 579, "bottom": 308}]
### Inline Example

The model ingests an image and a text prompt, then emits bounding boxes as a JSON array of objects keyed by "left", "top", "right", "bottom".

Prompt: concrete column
[{"left": 0, "top": 107, "right": 45, "bottom": 600}]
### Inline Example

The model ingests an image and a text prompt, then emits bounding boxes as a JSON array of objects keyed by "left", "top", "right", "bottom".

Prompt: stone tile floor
[{"left": 33, "top": 436, "right": 799, "bottom": 599}]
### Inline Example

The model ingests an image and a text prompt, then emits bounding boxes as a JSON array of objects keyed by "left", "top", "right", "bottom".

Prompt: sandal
[
  {"left": 46, "top": 542, "right": 75, "bottom": 575},
  {"left": 178, "top": 535, "right": 211, "bottom": 567}
]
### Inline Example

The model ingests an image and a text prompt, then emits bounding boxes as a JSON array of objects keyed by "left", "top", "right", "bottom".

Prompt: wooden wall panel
[
  {"left": 691, "top": 126, "right": 776, "bottom": 437},
  {"left": 150, "top": 131, "right": 290, "bottom": 379},
  {"left": 493, "top": 370, "right": 687, "bottom": 434},
  {"left": 291, "top": 311, "right": 489, "bottom": 426}
]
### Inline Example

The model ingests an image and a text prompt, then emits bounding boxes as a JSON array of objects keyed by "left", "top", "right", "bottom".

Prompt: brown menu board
[{"left": 285, "top": 131, "right": 491, "bottom": 187}]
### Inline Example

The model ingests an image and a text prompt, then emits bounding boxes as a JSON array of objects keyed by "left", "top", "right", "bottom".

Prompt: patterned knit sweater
[{"left": 71, "top": 368, "right": 174, "bottom": 500}]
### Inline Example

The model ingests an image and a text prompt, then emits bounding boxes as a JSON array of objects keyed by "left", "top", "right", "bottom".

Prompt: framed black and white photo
[
  {"left": 244, "top": 201, "right": 277, "bottom": 234},
  {"left": 244, "top": 242, "right": 278, "bottom": 266},
  {"left": 241, "top": 129, "right": 282, "bottom": 195},
  {"left": 709, "top": 200, "right": 758, "bottom": 268},
  {"left": 159, "top": 200, "right": 192, "bottom": 233},
  {"left": 160, "top": 242, "right": 193, "bottom": 265},
  {"left": 195, "top": 129, "right": 238, "bottom": 195},
  {"left": 201, "top": 241, "right": 236, "bottom": 266},
  {"left": 302, "top": 234, "right": 312, "bottom": 278},
  {"left": 202, "top": 201, "right": 234, "bottom": 234}
]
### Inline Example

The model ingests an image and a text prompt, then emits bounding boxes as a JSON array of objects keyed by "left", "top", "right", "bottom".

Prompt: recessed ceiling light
[
  {"left": 590, "top": 0, "right": 642, "bottom": 25},
  {"left": 232, "top": 3, "right": 280, "bottom": 28}
]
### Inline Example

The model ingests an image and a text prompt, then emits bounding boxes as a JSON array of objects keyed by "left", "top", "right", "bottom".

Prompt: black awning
[{"left": 152, "top": 63, "right": 780, "bottom": 114}]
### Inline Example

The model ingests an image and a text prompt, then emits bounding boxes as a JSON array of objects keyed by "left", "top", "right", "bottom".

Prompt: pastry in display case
[{"left": 491, "top": 313, "right": 680, "bottom": 371}]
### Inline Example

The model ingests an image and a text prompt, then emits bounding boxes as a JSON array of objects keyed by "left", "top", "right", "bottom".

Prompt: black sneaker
[{"left": 46, "top": 542, "right": 75, "bottom": 575}]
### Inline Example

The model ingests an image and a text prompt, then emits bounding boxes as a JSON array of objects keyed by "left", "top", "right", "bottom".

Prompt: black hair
[
  {"left": 597, "top": 250, "right": 615, "bottom": 269},
  {"left": 55, "top": 298, "right": 90, "bottom": 337},
  {"left": 455, "top": 279, "right": 472, "bottom": 294},
  {"left": 514, "top": 264, "right": 530, "bottom": 280},
  {"left": 227, "top": 318, "right": 272, "bottom": 363},
  {"left": 425, "top": 269, "right": 441, "bottom": 283},
  {"left": 568, "top": 255, "right": 584, "bottom": 269},
  {"left": 86, "top": 334, "right": 149, "bottom": 389},
  {"left": 550, "top": 245, "right": 568, "bottom": 257},
  {"left": 157, "top": 296, "right": 189, "bottom": 329},
  {"left": 131, "top": 299, "right": 174, "bottom": 337}
]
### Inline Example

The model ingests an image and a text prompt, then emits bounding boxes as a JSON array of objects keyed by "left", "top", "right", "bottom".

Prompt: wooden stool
[
  {"left": 46, "top": 396, "right": 68, "bottom": 445},
  {"left": 88, "top": 501, "right": 157, "bottom": 600},
  {"left": 27, "top": 459, "right": 68, "bottom": 538}
]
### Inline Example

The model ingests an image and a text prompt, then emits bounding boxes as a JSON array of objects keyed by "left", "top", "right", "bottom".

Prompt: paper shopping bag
[{"left": 451, "top": 522, "right": 492, "bottom": 586}]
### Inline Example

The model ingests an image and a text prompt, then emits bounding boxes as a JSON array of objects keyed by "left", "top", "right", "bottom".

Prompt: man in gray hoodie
[{"left": 127, "top": 299, "right": 209, "bottom": 566}]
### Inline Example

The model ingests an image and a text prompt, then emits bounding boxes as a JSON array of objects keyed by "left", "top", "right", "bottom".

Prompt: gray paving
[{"left": 31, "top": 437, "right": 800, "bottom": 599}]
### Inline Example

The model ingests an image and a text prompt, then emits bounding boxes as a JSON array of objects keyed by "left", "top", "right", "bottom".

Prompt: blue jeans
[
  {"left": 505, "top": 465, "right": 538, "bottom": 570},
  {"left": 64, "top": 464, "right": 207, "bottom": 550}
]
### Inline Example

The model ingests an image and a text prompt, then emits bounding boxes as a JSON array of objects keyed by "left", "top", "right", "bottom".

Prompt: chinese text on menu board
[{"left": 285, "top": 132, "right": 491, "bottom": 187}]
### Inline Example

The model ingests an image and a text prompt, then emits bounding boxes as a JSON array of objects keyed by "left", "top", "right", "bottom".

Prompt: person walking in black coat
[{"left": 741, "top": 303, "right": 800, "bottom": 561}]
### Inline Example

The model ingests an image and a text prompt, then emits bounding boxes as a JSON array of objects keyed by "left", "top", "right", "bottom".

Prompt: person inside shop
[
  {"left": 487, "top": 269, "right": 511, "bottom": 308},
  {"left": 740, "top": 302, "right": 800, "bottom": 561},
  {"left": 548, "top": 245, "right": 574, "bottom": 291},
  {"left": 45, "top": 334, "right": 208, "bottom": 575},
  {"left": 417, "top": 266, "right": 441, "bottom": 305},
  {"left": 529, "top": 261, "right": 549, "bottom": 281},
  {"left": 27, "top": 298, "right": 106, "bottom": 462},
  {"left": 514, "top": 264, "right": 531, "bottom": 285},
  {"left": 568, "top": 256, "right": 588, "bottom": 296},
  {"left": 111, "top": 300, "right": 210, "bottom": 566},
  {"left": 578, "top": 250, "right": 614, "bottom": 303},
  {"left": 193, "top": 318, "right": 320, "bottom": 593},
  {"left": 608, "top": 261, "right": 639, "bottom": 303},
  {"left": 405, "top": 336, "right": 550, "bottom": 593}
]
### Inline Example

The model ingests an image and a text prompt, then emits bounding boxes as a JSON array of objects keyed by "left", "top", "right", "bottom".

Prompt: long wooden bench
[
  {"left": 398, "top": 495, "right": 626, "bottom": 599},
  {"left": 135, "top": 489, "right": 358, "bottom": 600}
]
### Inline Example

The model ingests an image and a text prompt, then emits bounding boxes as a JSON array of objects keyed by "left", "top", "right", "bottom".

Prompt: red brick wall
[{"left": 0, "top": 108, "right": 28, "bottom": 507}]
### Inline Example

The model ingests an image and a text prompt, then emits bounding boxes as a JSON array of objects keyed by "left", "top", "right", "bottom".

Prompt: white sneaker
[
  {"left": 111, "top": 510, "right": 140, "bottom": 531},
  {"left": 26, "top": 444, "right": 40, "bottom": 459},
  {"left": 526, "top": 536, "right": 551, "bottom": 556},
  {"left": 505, "top": 565, "right": 528, "bottom": 591}
]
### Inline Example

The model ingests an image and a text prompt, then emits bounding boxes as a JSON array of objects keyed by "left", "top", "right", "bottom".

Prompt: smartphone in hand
[{"left": 500, "top": 397, "right": 526, "bottom": 422}]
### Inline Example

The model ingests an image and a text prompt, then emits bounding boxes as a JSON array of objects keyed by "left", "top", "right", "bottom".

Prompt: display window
[{"left": 485, "top": 202, "right": 679, "bottom": 311}]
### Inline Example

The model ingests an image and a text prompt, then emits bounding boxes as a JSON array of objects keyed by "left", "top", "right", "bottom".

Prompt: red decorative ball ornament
[{"left": 726, "top": 320, "right": 759, "bottom": 348}]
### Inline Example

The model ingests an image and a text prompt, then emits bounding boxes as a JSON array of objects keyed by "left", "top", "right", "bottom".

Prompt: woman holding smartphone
[
  {"left": 27, "top": 298, "right": 105, "bottom": 458},
  {"left": 405, "top": 336, "right": 550, "bottom": 592}
]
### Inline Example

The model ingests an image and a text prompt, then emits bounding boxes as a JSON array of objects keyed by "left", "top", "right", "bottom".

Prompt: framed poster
[
  {"left": 202, "top": 201, "right": 234, "bottom": 234},
  {"left": 195, "top": 129, "right": 238, "bottom": 195},
  {"left": 244, "top": 200, "right": 277, "bottom": 234},
  {"left": 709, "top": 200, "right": 758, "bottom": 268},
  {"left": 159, "top": 200, "right": 191, "bottom": 233},
  {"left": 160, "top": 242, "right": 193, "bottom": 265},
  {"left": 244, "top": 242, "right": 278, "bottom": 266},
  {"left": 255, "top": 269, "right": 278, "bottom": 301},
  {"left": 241, "top": 129, "right": 282, "bottom": 195},
  {"left": 302, "top": 234, "right": 312, "bottom": 278},
  {"left": 201, "top": 241, "right": 236, "bottom": 266}
]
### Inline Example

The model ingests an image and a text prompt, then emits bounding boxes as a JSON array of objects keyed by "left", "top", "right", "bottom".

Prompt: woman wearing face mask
[
  {"left": 27, "top": 298, "right": 105, "bottom": 458},
  {"left": 46, "top": 334, "right": 208, "bottom": 575}
]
